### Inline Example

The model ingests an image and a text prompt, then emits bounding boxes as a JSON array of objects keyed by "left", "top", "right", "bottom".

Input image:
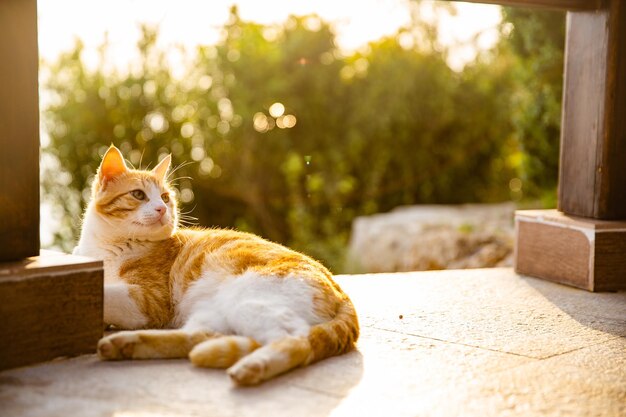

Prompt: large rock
[{"left": 346, "top": 203, "right": 515, "bottom": 273}]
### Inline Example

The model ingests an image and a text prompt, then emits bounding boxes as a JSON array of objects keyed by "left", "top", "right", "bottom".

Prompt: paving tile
[
  {"left": 291, "top": 327, "right": 532, "bottom": 394},
  {"left": 521, "top": 277, "right": 626, "bottom": 323},
  {"left": 335, "top": 269, "right": 626, "bottom": 358},
  {"left": 293, "top": 327, "right": 534, "bottom": 417},
  {"left": 0, "top": 356, "right": 344, "bottom": 417},
  {"left": 550, "top": 336, "right": 626, "bottom": 376},
  {"left": 407, "top": 337, "right": 626, "bottom": 417}
]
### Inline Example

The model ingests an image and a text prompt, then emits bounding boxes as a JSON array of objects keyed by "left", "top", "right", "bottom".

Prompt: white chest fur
[{"left": 73, "top": 213, "right": 150, "bottom": 328}]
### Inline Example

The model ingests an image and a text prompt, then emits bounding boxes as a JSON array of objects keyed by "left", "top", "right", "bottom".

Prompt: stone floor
[{"left": 1, "top": 268, "right": 625, "bottom": 417}]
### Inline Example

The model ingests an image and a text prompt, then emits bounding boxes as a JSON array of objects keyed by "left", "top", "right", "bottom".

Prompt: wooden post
[
  {"left": 0, "top": 0, "right": 40, "bottom": 262},
  {"left": 447, "top": 0, "right": 625, "bottom": 290},
  {"left": 515, "top": 0, "right": 626, "bottom": 291},
  {"left": 0, "top": 0, "right": 104, "bottom": 370},
  {"left": 558, "top": 1, "right": 626, "bottom": 219}
]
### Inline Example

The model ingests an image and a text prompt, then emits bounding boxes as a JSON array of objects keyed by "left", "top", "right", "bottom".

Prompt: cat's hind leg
[
  {"left": 189, "top": 335, "right": 260, "bottom": 368},
  {"left": 98, "top": 329, "right": 217, "bottom": 360},
  {"left": 227, "top": 336, "right": 311, "bottom": 385}
]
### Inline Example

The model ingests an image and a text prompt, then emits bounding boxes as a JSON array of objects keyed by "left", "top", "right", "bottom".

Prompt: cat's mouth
[{"left": 133, "top": 218, "right": 167, "bottom": 227}]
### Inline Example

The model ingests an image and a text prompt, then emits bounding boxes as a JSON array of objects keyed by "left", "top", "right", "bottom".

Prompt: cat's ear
[
  {"left": 98, "top": 145, "right": 128, "bottom": 183},
  {"left": 152, "top": 154, "right": 171, "bottom": 182}
]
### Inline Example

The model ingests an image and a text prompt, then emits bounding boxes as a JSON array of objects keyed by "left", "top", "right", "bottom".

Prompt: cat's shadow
[
  {"left": 92, "top": 349, "right": 364, "bottom": 416},
  {"left": 225, "top": 349, "right": 365, "bottom": 415}
]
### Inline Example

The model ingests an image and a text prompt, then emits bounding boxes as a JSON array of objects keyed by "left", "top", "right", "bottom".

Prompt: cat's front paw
[{"left": 97, "top": 332, "right": 140, "bottom": 360}]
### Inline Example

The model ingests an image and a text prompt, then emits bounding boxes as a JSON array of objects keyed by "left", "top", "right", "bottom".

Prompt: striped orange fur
[{"left": 76, "top": 146, "right": 359, "bottom": 385}]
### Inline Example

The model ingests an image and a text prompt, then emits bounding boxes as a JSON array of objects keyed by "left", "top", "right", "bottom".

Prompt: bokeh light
[{"left": 269, "top": 102, "right": 285, "bottom": 118}]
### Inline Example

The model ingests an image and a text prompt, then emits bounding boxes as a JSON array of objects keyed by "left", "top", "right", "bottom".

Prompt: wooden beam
[
  {"left": 441, "top": 0, "right": 604, "bottom": 11},
  {"left": 558, "top": 1, "right": 626, "bottom": 219},
  {"left": 0, "top": 0, "right": 40, "bottom": 261}
]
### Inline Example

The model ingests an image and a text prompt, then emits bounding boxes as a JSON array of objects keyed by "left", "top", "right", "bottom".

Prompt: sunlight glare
[{"left": 38, "top": 0, "right": 502, "bottom": 77}]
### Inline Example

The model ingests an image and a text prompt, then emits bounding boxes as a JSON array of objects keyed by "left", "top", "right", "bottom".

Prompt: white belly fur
[{"left": 177, "top": 270, "right": 321, "bottom": 345}]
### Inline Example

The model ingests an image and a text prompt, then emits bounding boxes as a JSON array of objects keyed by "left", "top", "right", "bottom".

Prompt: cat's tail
[
  {"left": 227, "top": 297, "right": 359, "bottom": 385},
  {"left": 306, "top": 295, "right": 360, "bottom": 363}
]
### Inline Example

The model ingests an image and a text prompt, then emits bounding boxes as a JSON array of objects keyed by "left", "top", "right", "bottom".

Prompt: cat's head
[{"left": 87, "top": 145, "right": 178, "bottom": 241}]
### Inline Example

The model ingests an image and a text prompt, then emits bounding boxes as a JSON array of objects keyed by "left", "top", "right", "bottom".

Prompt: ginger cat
[{"left": 73, "top": 145, "right": 359, "bottom": 385}]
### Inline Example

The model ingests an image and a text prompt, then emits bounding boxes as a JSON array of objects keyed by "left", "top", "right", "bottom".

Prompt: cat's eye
[
  {"left": 130, "top": 189, "right": 146, "bottom": 200},
  {"left": 161, "top": 193, "right": 170, "bottom": 203}
]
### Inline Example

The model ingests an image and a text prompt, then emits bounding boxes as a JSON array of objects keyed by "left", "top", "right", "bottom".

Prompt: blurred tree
[
  {"left": 501, "top": 7, "right": 565, "bottom": 202},
  {"left": 42, "top": 6, "right": 520, "bottom": 271}
]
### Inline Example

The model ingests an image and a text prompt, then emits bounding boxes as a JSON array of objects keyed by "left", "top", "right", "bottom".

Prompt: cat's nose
[{"left": 155, "top": 205, "right": 166, "bottom": 217}]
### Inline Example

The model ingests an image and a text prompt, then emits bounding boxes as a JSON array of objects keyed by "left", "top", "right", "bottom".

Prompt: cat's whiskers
[
  {"left": 178, "top": 218, "right": 199, "bottom": 227},
  {"left": 179, "top": 205, "right": 197, "bottom": 216},
  {"left": 165, "top": 161, "right": 194, "bottom": 183},
  {"left": 126, "top": 158, "right": 136, "bottom": 170},
  {"left": 174, "top": 203, "right": 197, "bottom": 226},
  {"left": 138, "top": 148, "right": 146, "bottom": 170},
  {"left": 168, "top": 176, "right": 193, "bottom": 184},
  {"left": 179, "top": 216, "right": 196, "bottom": 221}
]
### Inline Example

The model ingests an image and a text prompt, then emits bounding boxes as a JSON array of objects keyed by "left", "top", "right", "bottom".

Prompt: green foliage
[
  {"left": 501, "top": 7, "right": 565, "bottom": 200},
  {"left": 43, "top": 7, "right": 535, "bottom": 272}
]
